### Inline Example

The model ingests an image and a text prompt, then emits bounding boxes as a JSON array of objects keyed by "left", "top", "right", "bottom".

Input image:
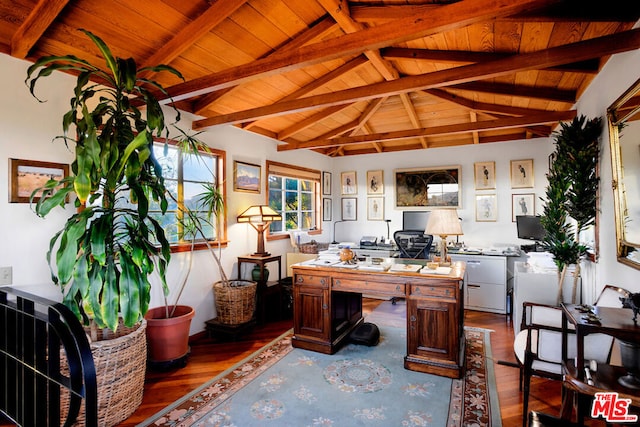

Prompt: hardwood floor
[
  {"left": 117, "top": 299, "right": 574, "bottom": 427},
  {"left": 0, "top": 299, "right": 591, "bottom": 426}
]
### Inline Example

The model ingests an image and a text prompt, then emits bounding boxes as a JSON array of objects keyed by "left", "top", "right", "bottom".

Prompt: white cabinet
[
  {"left": 450, "top": 254, "right": 507, "bottom": 314},
  {"left": 512, "top": 261, "right": 580, "bottom": 335}
]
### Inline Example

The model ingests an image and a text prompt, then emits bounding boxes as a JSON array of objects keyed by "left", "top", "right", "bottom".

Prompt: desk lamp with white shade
[{"left": 425, "top": 209, "right": 463, "bottom": 265}]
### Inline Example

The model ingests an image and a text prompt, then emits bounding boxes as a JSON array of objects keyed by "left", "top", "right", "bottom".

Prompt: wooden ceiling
[{"left": 2, "top": 0, "right": 640, "bottom": 157}]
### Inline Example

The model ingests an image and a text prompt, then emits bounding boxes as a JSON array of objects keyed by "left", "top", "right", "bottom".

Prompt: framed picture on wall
[
  {"left": 510, "top": 159, "right": 534, "bottom": 188},
  {"left": 233, "top": 160, "right": 261, "bottom": 193},
  {"left": 366, "top": 170, "right": 384, "bottom": 194},
  {"left": 367, "top": 197, "right": 384, "bottom": 220},
  {"left": 9, "top": 158, "right": 69, "bottom": 203},
  {"left": 512, "top": 193, "right": 535, "bottom": 222},
  {"left": 341, "top": 171, "right": 357, "bottom": 195},
  {"left": 474, "top": 161, "right": 496, "bottom": 190},
  {"left": 341, "top": 197, "right": 357, "bottom": 221},
  {"left": 323, "top": 198, "right": 332, "bottom": 221},
  {"left": 394, "top": 166, "right": 461, "bottom": 208},
  {"left": 475, "top": 194, "right": 497, "bottom": 222},
  {"left": 322, "top": 171, "right": 332, "bottom": 196}
]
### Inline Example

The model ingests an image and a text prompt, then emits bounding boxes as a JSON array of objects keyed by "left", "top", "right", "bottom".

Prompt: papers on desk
[
  {"left": 333, "top": 262, "right": 359, "bottom": 269},
  {"left": 358, "top": 264, "right": 390, "bottom": 272},
  {"left": 300, "top": 259, "right": 339, "bottom": 266},
  {"left": 420, "top": 266, "right": 452, "bottom": 275},
  {"left": 389, "top": 264, "right": 422, "bottom": 272}
]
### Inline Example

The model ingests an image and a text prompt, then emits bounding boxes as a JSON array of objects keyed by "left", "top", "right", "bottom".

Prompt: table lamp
[
  {"left": 237, "top": 205, "right": 282, "bottom": 257},
  {"left": 425, "top": 209, "right": 462, "bottom": 265}
]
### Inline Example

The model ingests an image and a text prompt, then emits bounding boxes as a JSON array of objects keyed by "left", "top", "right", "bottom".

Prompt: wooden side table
[
  {"left": 561, "top": 304, "right": 640, "bottom": 423},
  {"left": 237, "top": 254, "right": 282, "bottom": 323}
]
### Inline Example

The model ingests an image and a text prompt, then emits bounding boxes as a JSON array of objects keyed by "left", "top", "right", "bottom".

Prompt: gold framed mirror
[{"left": 608, "top": 77, "right": 640, "bottom": 269}]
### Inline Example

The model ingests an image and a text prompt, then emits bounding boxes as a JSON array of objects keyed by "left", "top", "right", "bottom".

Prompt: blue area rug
[{"left": 140, "top": 301, "right": 501, "bottom": 426}]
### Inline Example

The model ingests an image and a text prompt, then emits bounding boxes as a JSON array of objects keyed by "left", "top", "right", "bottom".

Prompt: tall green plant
[
  {"left": 26, "top": 30, "right": 184, "bottom": 331},
  {"left": 540, "top": 115, "right": 602, "bottom": 304}
]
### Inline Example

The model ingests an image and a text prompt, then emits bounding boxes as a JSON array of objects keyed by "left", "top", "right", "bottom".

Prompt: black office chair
[
  {"left": 393, "top": 230, "right": 433, "bottom": 259},
  {"left": 391, "top": 230, "right": 433, "bottom": 305}
]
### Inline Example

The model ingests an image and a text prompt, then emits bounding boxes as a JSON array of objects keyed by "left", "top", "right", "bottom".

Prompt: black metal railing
[{"left": 0, "top": 287, "right": 97, "bottom": 426}]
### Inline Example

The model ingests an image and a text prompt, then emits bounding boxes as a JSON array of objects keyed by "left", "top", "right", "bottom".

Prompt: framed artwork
[
  {"left": 474, "top": 161, "right": 496, "bottom": 190},
  {"left": 322, "top": 171, "right": 332, "bottom": 195},
  {"left": 341, "top": 197, "right": 357, "bottom": 221},
  {"left": 366, "top": 170, "right": 384, "bottom": 194},
  {"left": 9, "top": 158, "right": 69, "bottom": 203},
  {"left": 512, "top": 193, "right": 535, "bottom": 222},
  {"left": 233, "top": 160, "right": 261, "bottom": 193},
  {"left": 475, "top": 193, "right": 497, "bottom": 222},
  {"left": 510, "top": 159, "right": 534, "bottom": 188},
  {"left": 394, "top": 166, "right": 461, "bottom": 208},
  {"left": 367, "top": 197, "right": 384, "bottom": 220},
  {"left": 341, "top": 171, "right": 357, "bottom": 195},
  {"left": 323, "top": 198, "right": 332, "bottom": 221}
]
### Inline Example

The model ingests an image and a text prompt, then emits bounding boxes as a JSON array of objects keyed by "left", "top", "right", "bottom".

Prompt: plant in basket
[{"left": 26, "top": 29, "right": 187, "bottom": 424}]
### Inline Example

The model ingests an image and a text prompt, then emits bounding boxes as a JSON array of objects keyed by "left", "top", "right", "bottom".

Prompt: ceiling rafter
[
  {"left": 192, "top": 28, "right": 640, "bottom": 130},
  {"left": 10, "top": 0, "right": 70, "bottom": 58},
  {"left": 139, "top": 0, "right": 248, "bottom": 76},
  {"left": 244, "top": 55, "right": 369, "bottom": 131},
  {"left": 195, "top": 15, "right": 338, "bottom": 116},
  {"left": 278, "top": 110, "right": 576, "bottom": 151},
  {"left": 160, "top": 0, "right": 556, "bottom": 102},
  {"left": 349, "top": 2, "right": 640, "bottom": 24}
]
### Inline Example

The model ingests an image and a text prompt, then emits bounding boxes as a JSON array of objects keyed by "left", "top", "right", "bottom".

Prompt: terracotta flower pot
[{"left": 144, "top": 305, "right": 195, "bottom": 363}]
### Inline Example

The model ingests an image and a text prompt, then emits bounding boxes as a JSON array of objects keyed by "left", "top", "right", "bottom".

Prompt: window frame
[
  {"left": 266, "top": 160, "right": 322, "bottom": 241},
  {"left": 152, "top": 139, "right": 227, "bottom": 253}
]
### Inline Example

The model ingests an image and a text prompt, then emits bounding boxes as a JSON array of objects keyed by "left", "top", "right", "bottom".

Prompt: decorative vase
[
  {"left": 144, "top": 305, "right": 195, "bottom": 365},
  {"left": 618, "top": 340, "right": 640, "bottom": 389},
  {"left": 251, "top": 265, "right": 269, "bottom": 282}
]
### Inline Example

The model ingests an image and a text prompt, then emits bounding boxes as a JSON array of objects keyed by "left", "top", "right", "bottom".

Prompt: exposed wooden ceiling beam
[
  {"left": 11, "top": 0, "right": 70, "bottom": 58},
  {"left": 450, "top": 81, "right": 576, "bottom": 103},
  {"left": 351, "top": 1, "right": 640, "bottom": 24},
  {"left": 194, "top": 15, "right": 338, "bottom": 115},
  {"left": 278, "top": 110, "right": 576, "bottom": 151},
  {"left": 421, "top": 89, "right": 549, "bottom": 117},
  {"left": 162, "top": 0, "right": 559, "bottom": 102},
  {"left": 193, "top": 28, "right": 640, "bottom": 130},
  {"left": 382, "top": 47, "right": 599, "bottom": 74}
]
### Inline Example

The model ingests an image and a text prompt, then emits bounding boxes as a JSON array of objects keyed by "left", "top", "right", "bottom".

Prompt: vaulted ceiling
[{"left": 2, "top": 0, "right": 640, "bottom": 156}]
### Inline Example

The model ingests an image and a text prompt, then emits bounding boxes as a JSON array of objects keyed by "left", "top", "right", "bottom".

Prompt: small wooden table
[
  {"left": 561, "top": 304, "right": 640, "bottom": 423},
  {"left": 237, "top": 254, "right": 282, "bottom": 323}
]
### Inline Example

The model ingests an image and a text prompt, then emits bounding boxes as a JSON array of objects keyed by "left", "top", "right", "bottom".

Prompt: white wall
[{"left": 329, "top": 139, "right": 554, "bottom": 249}]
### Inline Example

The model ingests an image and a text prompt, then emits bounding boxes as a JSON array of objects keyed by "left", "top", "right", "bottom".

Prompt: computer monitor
[
  {"left": 402, "top": 211, "right": 430, "bottom": 230},
  {"left": 516, "top": 215, "right": 546, "bottom": 241}
]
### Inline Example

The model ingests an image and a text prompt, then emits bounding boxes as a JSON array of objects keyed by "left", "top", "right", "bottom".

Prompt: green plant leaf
[{"left": 55, "top": 215, "right": 87, "bottom": 284}]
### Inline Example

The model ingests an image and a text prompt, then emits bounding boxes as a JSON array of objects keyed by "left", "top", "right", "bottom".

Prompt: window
[
  {"left": 267, "top": 161, "right": 321, "bottom": 235},
  {"left": 152, "top": 141, "right": 226, "bottom": 250}
]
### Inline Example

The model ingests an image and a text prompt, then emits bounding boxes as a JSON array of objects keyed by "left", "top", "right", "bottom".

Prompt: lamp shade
[
  {"left": 237, "top": 205, "right": 282, "bottom": 223},
  {"left": 425, "top": 209, "right": 462, "bottom": 236},
  {"left": 237, "top": 205, "right": 282, "bottom": 257}
]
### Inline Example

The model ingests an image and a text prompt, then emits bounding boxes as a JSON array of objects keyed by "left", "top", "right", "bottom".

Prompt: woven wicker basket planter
[
  {"left": 213, "top": 280, "right": 257, "bottom": 325},
  {"left": 61, "top": 319, "right": 147, "bottom": 426}
]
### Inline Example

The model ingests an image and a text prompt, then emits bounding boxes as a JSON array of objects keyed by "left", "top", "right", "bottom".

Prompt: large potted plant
[
  {"left": 27, "top": 29, "right": 184, "bottom": 425},
  {"left": 540, "top": 115, "right": 602, "bottom": 305}
]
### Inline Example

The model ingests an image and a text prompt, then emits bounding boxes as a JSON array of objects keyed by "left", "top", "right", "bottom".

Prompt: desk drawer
[
  {"left": 409, "top": 284, "right": 456, "bottom": 299},
  {"left": 333, "top": 278, "right": 405, "bottom": 297},
  {"left": 295, "top": 274, "right": 329, "bottom": 288}
]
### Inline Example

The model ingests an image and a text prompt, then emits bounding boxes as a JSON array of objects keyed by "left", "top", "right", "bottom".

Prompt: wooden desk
[
  {"left": 291, "top": 260, "right": 466, "bottom": 378},
  {"left": 561, "top": 304, "right": 640, "bottom": 423}
]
